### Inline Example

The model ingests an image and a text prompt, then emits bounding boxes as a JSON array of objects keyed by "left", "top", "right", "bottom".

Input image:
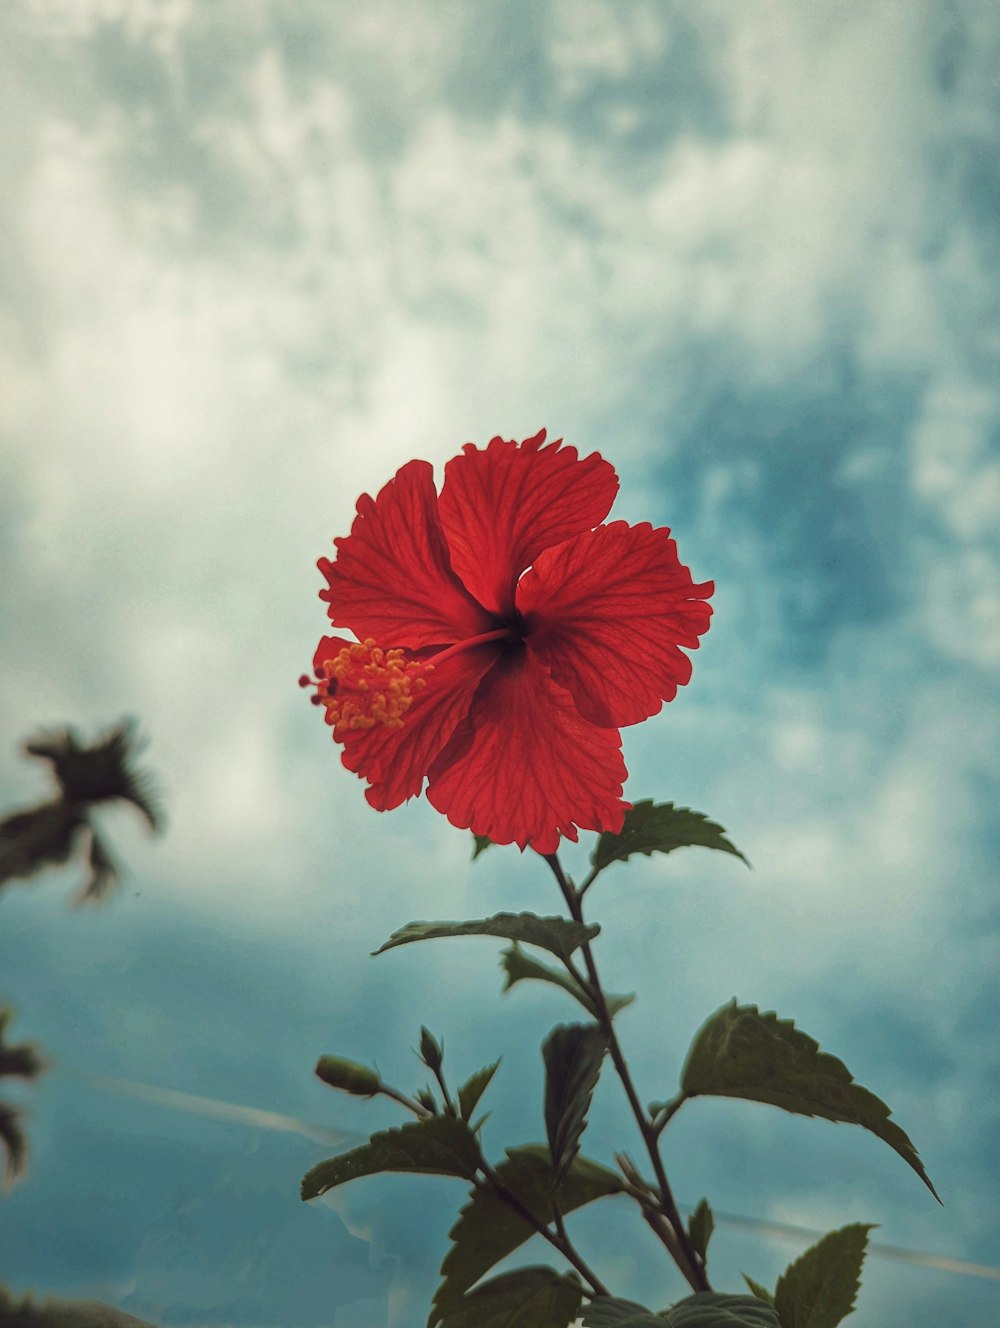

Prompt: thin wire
[
  {"left": 677, "top": 1203, "right": 1000, "bottom": 1283},
  {"left": 72, "top": 1069, "right": 1000, "bottom": 1283},
  {"left": 70, "top": 1068, "right": 363, "bottom": 1148}
]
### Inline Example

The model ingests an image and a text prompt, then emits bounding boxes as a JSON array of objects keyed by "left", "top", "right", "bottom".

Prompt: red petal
[
  {"left": 437, "top": 430, "right": 619, "bottom": 618},
  {"left": 426, "top": 647, "right": 628, "bottom": 854},
  {"left": 517, "top": 521, "right": 714, "bottom": 728},
  {"left": 319, "top": 459, "right": 493, "bottom": 649},
  {"left": 338, "top": 647, "right": 498, "bottom": 811}
]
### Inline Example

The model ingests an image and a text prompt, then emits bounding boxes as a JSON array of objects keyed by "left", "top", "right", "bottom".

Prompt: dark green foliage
[
  {"left": 430, "top": 1149, "right": 621, "bottom": 1324},
  {"left": 583, "top": 1297, "right": 779, "bottom": 1328},
  {"left": 0, "top": 1285, "right": 155, "bottom": 1325},
  {"left": 0, "top": 803, "right": 84, "bottom": 887},
  {"left": 301, "top": 1115, "right": 480, "bottom": 1201},
  {"left": 0, "top": 719, "right": 162, "bottom": 902},
  {"left": 542, "top": 1024, "right": 607, "bottom": 1180},
  {"left": 741, "top": 1278, "right": 774, "bottom": 1307},
  {"left": 472, "top": 835, "right": 494, "bottom": 860},
  {"left": 0, "top": 1103, "right": 26, "bottom": 1187},
  {"left": 0, "top": 1010, "right": 47, "bottom": 1188},
  {"left": 416, "top": 1087, "right": 439, "bottom": 1115},
  {"left": 457, "top": 1061, "right": 501, "bottom": 1121},
  {"left": 582, "top": 1297, "right": 665, "bottom": 1326},
  {"left": 314, "top": 1055, "right": 381, "bottom": 1097},
  {"left": 82, "top": 830, "right": 119, "bottom": 903},
  {"left": 687, "top": 1198, "right": 715, "bottom": 1264},
  {"left": 680, "top": 1002, "right": 939, "bottom": 1200},
  {"left": 374, "top": 913, "right": 599, "bottom": 960},
  {"left": 500, "top": 945, "right": 634, "bottom": 1020},
  {"left": 772, "top": 1224, "right": 874, "bottom": 1328},
  {"left": 591, "top": 801, "right": 749, "bottom": 875},
  {"left": 437, "top": 1266, "right": 582, "bottom": 1328},
  {"left": 23, "top": 722, "right": 162, "bottom": 826},
  {"left": 659, "top": 1293, "right": 780, "bottom": 1326},
  {"left": 0, "top": 1011, "right": 48, "bottom": 1081}
]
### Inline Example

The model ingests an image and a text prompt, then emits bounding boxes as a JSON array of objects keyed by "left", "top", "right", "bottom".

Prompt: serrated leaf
[
  {"left": 501, "top": 945, "right": 634, "bottom": 1020},
  {"left": 680, "top": 1002, "right": 940, "bottom": 1201},
  {"left": 742, "top": 1278, "right": 773, "bottom": 1307},
  {"left": 439, "top": 1266, "right": 582, "bottom": 1328},
  {"left": 374, "top": 913, "right": 599, "bottom": 960},
  {"left": 543, "top": 1024, "right": 607, "bottom": 1181},
  {"left": 773, "top": 1223, "right": 874, "bottom": 1328},
  {"left": 582, "top": 1298, "right": 663, "bottom": 1326},
  {"left": 591, "top": 801, "right": 749, "bottom": 874},
  {"left": 431, "top": 1149, "right": 621, "bottom": 1323},
  {"left": 661, "top": 1292, "right": 780, "bottom": 1327},
  {"left": 301, "top": 1115, "right": 479, "bottom": 1201},
  {"left": 457, "top": 1060, "right": 501, "bottom": 1121},
  {"left": 687, "top": 1197, "right": 715, "bottom": 1264},
  {"left": 472, "top": 835, "right": 495, "bottom": 860}
]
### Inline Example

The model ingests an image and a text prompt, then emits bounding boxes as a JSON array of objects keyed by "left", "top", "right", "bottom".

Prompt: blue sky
[{"left": 1, "top": 2, "right": 998, "bottom": 1325}]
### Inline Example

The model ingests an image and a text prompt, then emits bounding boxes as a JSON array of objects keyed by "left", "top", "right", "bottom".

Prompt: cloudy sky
[{"left": 1, "top": 1, "right": 998, "bottom": 1324}]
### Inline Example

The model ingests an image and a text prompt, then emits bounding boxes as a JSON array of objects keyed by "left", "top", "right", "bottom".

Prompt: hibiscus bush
[{"left": 300, "top": 431, "right": 937, "bottom": 1328}]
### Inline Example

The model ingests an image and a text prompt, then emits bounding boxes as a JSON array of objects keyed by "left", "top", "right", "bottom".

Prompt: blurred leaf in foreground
[{"left": 0, "top": 719, "right": 162, "bottom": 903}]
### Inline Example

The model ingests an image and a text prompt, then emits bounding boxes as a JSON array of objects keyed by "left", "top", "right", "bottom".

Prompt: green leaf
[
  {"left": 374, "top": 913, "right": 599, "bottom": 960},
  {"left": 472, "top": 835, "right": 495, "bottom": 860},
  {"left": 582, "top": 1299, "right": 663, "bottom": 1326},
  {"left": 741, "top": 1278, "right": 773, "bottom": 1307},
  {"left": 591, "top": 801, "right": 749, "bottom": 875},
  {"left": 585, "top": 1299, "right": 777, "bottom": 1328},
  {"left": 660, "top": 1292, "right": 780, "bottom": 1327},
  {"left": 501, "top": 945, "right": 634, "bottom": 1020},
  {"left": 457, "top": 1060, "right": 501, "bottom": 1121},
  {"left": 687, "top": 1197, "right": 715, "bottom": 1264},
  {"left": 680, "top": 1002, "right": 940, "bottom": 1201},
  {"left": 438, "top": 1266, "right": 582, "bottom": 1328},
  {"left": 301, "top": 1114, "right": 479, "bottom": 1201},
  {"left": 542, "top": 1024, "right": 607, "bottom": 1181},
  {"left": 431, "top": 1149, "right": 622, "bottom": 1323},
  {"left": 773, "top": 1224, "right": 875, "bottom": 1328}
]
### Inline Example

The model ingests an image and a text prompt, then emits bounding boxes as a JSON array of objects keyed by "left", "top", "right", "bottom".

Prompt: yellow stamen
[{"left": 313, "top": 638, "right": 432, "bottom": 740}]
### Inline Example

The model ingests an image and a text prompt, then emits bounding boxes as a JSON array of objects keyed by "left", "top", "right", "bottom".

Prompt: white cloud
[{"left": 1, "top": 5, "right": 998, "bottom": 1319}]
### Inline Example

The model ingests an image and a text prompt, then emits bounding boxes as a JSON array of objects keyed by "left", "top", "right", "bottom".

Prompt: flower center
[
  {"left": 301, "top": 639, "right": 432, "bottom": 740},
  {"left": 300, "top": 628, "right": 519, "bottom": 741}
]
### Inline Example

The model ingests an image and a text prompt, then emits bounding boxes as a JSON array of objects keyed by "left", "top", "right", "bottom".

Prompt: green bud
[
  {"left": 418, "top": 1026, "right": 443, "bottom": 1073},
  {"left": 314, "top": 1055, "right": 381, "bottom": 1097},
  {"left": 415, "top": 1086, "right": 438, "bottom": 1114}
]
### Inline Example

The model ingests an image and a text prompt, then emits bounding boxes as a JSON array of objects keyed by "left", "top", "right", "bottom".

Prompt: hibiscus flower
[{"left": 303, "top": 429, "right": 713, "bottom": 854}]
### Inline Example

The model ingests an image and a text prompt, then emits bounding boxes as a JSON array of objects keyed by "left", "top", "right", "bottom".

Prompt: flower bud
[
  {"left": 418, "top": 1026, "right": 443, "bottom": 1073},
  {"left": 314, "top": 1055, "right": 381, "bottom": 1097}
]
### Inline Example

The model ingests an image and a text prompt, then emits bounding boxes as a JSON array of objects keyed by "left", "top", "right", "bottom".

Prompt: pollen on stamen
[{"left": 301, "top": 639, "right": 432, "bottom": 741}]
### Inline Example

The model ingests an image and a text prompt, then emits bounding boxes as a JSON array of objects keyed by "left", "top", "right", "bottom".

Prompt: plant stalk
[
  {"left": 476, "top": 1157, "right": 610, "bottom": 1298},
  {"left": 544, "top": 853, "right": 709, "bottom": 1294}
]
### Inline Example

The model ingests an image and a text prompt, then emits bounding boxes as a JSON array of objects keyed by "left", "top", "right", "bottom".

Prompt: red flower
[{"left": 303, "top": 430, "right": 713, "bottom": 854}]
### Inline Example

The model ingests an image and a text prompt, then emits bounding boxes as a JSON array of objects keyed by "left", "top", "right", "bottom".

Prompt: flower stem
[
  {"left": 385, "top": 1073, "right": 608, "bottom": 1297},
  {"left": 543, "top": 853, "right": 710, "bottom": 1295},
  {"left": 379, "top": 1083, "right": 434, "bottom": 1118},
  {"left": 476, "top": 1156, "right": 609, "bottom": 1298}
]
